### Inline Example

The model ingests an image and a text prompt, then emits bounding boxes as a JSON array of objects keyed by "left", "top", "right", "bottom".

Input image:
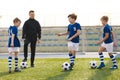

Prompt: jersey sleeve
[
  {"left": 76, "top": 23, "right": 81, "bottom": 30},
  {"left": 104, "top": 27, "right": 110, "bottom": 33},
  {"left": 12, "top": 27, "right": 17, "bottom": 35},
  {"left": 111, "top": 27, "right": 113, "bottom": 31},
  {"left": 67, "top": 25, "right": 70, "bottom": 31}
]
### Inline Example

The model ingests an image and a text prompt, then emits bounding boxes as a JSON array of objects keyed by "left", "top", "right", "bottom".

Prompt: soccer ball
[
  {"left": 90, "top": 61, "right": 97, "bottom": 69},
  {"left": 62, "top": 62, "right": 70, "bottom": 71},
  {"left": 20, "top": 62, "right": 28, "bottom": 69}
]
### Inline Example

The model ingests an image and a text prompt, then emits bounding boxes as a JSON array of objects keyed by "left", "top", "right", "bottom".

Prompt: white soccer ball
[
  {"left": 90, "top": 61, "right": 97, "bottom": 69},
  {"left": 62, "top": 62, "right": 70, "bottom": 71},
  {"left": 20, "top": 62, "right": 28, "bottom": 69}
]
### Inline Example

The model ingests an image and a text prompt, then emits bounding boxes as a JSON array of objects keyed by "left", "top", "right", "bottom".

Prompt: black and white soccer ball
[
  {"left": 90, "top": 61, "right": 97, "bottom": 69},
  {"left": 20, "top": 62, "right": 28, "bottom": 69},
  {"left": 62, "top": 62, "right": 70, "bottom": 71}
]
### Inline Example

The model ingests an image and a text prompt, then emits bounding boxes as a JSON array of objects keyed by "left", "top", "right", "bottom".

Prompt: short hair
[
  {"left": 68, "top": 13, "right": 77, "bottom": 20},
  {"left": 101, "top": 16, "right": 109, "bottom": 22},
  {"left": 29, "top": 10, "right": 34, "bottom": 14},
  {"left": 13, "top": 17, "right": 21, "bottom": 23}
]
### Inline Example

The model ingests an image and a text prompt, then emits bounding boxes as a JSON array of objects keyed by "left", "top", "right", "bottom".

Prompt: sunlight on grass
[{"left": 0, "top": 58, "right": 120, "bottom": 80}]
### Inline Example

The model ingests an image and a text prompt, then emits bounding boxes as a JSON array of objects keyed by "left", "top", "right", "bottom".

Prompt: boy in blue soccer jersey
[
  {"left": 57, "top": 13, "right": 81, "bottom": 70},
  {"left": 97, "top": 16, "right": 118, "bottom": 69},
  {"left": 8, "top": 18, "right": 21, "bottom": 73}
]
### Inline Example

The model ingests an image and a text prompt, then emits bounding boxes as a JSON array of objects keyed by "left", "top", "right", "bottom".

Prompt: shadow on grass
[
  {"left": 0, "top": 71, "right": 17, "bottom": 77},
  {"left": 0, "top": 67, "right": 29, "bottom": 77},
  {"left": 46, "top": 70, "right": 72, "bottom": 80},
  {"left": 0, "top": 72, "right": 9, "bottom": 77},
  {"left": 88, "top": 54, "right": 120, "bottom": 80}
]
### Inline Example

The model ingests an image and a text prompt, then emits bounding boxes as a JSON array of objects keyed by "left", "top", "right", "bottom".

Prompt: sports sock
[
  {"left": 110, "top": 55, "right": 117, "bottom": 66},
  {"left": 8, "top": 56, "right": 12, "bottom": 69},
  {"left": 69, "top": 53, "right": 75, "bottom": 64},
  {"left": 15, "top": 57, "right": 18, "bottom": 69},
  {"left": 99, "top": 52, "right": 104, "bottom": 63}
]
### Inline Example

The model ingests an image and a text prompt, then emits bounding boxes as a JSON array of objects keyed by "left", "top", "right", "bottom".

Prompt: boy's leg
[
  {"left": 109, "top": 53, "right": 118, "bottom": 69},
  {"left": 8, "top": 52, "right": 12, "bottom": 73},
  {"left": 107, "top": 42, "right": 118, "bottom": 69},
  {"left": 68, "top": 42, "right": 78, "bottom": 70},
  {"left": 14, "top": 51, "right": 21, "bottom": 72},
  {"left": 69, "top": 48, "right": 76, "bottom": 64},
  {"left": 97, "top": 47, "right": 106, "bottom": 69},
  {"left": 68, "top": 48, "right": 76, "bottom": 70},
  {"left": 14, "top": 52, "right": 18, "bottom": 69},
  {"left": 68, "top": 42, "right": 76, "bottom": 63}
]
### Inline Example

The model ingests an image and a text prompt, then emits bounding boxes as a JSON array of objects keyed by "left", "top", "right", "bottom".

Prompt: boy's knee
[
  {"left": 9, "top": 52, "right": 12, "bottom": 56},
  {"left": 98, "top": 47, "right": 105, "bottom": 53},
  {"left": 69, "top": 49, "right": 74, "bottom": 53},
  {"left": 98, "top": 49, "right": 101, "bottom": 53},
  {"left": 108, "top": 53, "right": 112, "bottom": 56}
]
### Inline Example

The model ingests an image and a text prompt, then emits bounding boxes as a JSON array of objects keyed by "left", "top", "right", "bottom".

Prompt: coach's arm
[{"left": 22, "top": 22, "right": 27, "bottom": 39}]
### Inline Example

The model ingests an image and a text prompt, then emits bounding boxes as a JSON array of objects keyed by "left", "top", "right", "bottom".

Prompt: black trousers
[{"left": 24, "top": 39, "right": 37, "bottom": 65}]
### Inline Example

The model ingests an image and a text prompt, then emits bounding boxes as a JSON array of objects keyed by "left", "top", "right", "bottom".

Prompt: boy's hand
[
  {"left": 97, "top": 41, "right": 103, "bottom": 45},
  {"left": 68, "top": 37, "right": 73, "bottom": 41},
  {"left": 22, "top": 38, "right": 25, "bottom": 41},
  {"left": 113, "top": 42, "right": 117, "bottom": 47},
  {"left": 10, "top": 43, "right": 14, "bottom": 47},
  {"left": 57, "top": 33, "right": 62, "bottom": 36}
]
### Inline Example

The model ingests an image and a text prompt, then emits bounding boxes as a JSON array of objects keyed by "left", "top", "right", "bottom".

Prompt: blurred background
[
  {"left": 0, "top": 0, "right": 120, "bottom": 27},
  {"left": 0, "top": 0, "right": 120, "bottom": 53}
]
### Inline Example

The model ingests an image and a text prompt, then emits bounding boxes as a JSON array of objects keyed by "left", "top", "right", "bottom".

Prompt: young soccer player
[
  {"left": 97, "top": 16, "right": 118, "bottom": 69},
  {"left": 57, "top": 13, "right": 81, "bottom": 70},
  {"left": 8, "top": 18, "right": 21, "bottom": 73}
]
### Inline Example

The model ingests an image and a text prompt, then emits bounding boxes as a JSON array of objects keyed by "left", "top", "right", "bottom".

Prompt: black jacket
[{"left": 22, "top": 18, "right": 41, "bottom": 40}]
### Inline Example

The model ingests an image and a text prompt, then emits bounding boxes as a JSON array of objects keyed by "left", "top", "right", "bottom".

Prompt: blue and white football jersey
[
  {"left": 68, "top": 23, "right": 81, "bottom": 43},
  {"left": 103, "top": 24, "right": 113, "bottom": 44},
  {"left": 8, "top": 26, "right": 20, "bottom": 47}
]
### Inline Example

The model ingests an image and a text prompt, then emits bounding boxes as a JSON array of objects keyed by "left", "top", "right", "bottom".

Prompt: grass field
[{"left": 0, "top": 58, "right": 120, "bottom": 80}]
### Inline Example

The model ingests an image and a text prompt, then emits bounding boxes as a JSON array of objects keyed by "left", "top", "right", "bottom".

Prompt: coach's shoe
[
  {"left": 97, "top": 63, "right": 105, "bottom": 69},
  {"left": 110, "top": 65, "right": 118, "bottom": 70},
  {"left": 31, "top": 64, "right": 34, "bottom": 68},
  {"left": 22, "top": 58, "right": 27, "bottom": 62},
  {"left": 8, "top": 68, "right": 12, "bottom": 73},
  {"left": 69, "top": 63, "right": 74, "bottom": 70},
  {"left": 14, "top": 68, "right": 21, "bottom": 72}
]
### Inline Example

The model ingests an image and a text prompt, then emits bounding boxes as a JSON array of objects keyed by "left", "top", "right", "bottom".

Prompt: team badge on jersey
[{"left": 73, "top": 27, "right": 76, "bottom": 31}]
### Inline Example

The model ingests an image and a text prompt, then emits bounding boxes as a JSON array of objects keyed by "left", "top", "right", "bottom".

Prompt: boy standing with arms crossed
[
  {"left": 57, "top": 13, "right": 81, "bottom": 70},
  {"left": 8, "top": 18, "right": 21, "bottom": 73}
]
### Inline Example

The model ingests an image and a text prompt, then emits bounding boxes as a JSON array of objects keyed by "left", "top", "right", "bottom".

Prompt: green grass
[{"left": 0, "top": 58, "right": 120, "bottom": 80}]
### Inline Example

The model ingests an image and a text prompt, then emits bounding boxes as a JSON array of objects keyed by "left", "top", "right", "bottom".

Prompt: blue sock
[
  {"left": 69, "top": 53, "right": 75, "bottom": 64},
  {"left": 99, "top": 52, "right": 104, "bottom": 63},
  {"left": 110, "top": 55, "right": 117, "bottom": 66},
  {"left": 8, "top": 56, "right": 12, "bottom": 69},
  {"left": 15, "top": 57, "right": 18, "bottom": 69}
]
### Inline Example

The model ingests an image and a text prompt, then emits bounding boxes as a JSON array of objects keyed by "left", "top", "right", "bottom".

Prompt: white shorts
[
  {"left": 101, "top": 42, "right": 113, "bottom": 53},
  {"left": 8, "top": 47, "right": 20, "bottom": 53},
  {"left": 68, "top": 42, "right": 79, "bottom": 51}
]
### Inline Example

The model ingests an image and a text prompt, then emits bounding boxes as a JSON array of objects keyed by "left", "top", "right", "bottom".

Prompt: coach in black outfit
[{"left": 22, "top": 10, "right": 41, "bottom": 67}]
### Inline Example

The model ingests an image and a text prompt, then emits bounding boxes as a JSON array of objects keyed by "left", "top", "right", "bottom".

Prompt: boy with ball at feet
[
  {"left": 8, "top": 18, "right": 21, "bottom": 73},
  {"left": 97, "top": 16, "right": 118, "bottom": 69},
  {"left": 57, "top": 13, "right": 81, "bottom": 70}
]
